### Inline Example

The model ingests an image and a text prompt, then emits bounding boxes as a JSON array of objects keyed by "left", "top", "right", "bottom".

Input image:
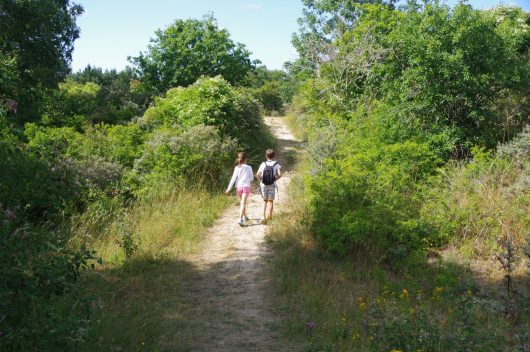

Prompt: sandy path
[{"left": 182, "top": 117, "right": 301, "bottom": 351}]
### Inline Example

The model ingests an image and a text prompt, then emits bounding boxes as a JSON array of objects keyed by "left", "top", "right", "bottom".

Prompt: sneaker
[
  {"left": 243, "top": 215, "right": 249, "bottom": 222},
  {"left": 238, "top": 218, "right": 246, "bottom": 226}
]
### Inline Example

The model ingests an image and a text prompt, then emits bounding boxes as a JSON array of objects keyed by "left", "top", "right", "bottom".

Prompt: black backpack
[{"left": 262, "top": 161, "right": 277, "bottom": 185}]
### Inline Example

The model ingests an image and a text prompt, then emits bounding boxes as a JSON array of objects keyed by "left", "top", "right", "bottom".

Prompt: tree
[
  {"left": 0, "top": 0, "right": 84, "bottom": 121},
  {"left": 130, "top": 15, "right": 255, "bottom": 92},
  {"left": 68, "top": 65, "right": 155, "bottom": 124},
  {"left": 290, "top": 0, "right": 396, "bottom": 76}
]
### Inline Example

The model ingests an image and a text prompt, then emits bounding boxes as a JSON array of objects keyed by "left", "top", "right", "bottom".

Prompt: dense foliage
[
  {"left": 244, "top": 66, "right": 298, "bottom": 114},
  {"left": 0, "top": 0, "right": 84, "bottom": 122},
  {"left": 290, "top": 1, "right": 529, "bottom": 260},
  {"left": 130, "top": 15, "right": 255, "bottom": 92},
  {"left": 0, "top": 4, "right": 270, "bottom": 347},
  {"left": 68, "top": 65, "right": 154, "bottom": 124}
]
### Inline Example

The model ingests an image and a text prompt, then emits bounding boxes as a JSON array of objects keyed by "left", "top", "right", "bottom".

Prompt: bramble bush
[
  {"left": 0, "top": 117, "right": 79, "bottom": 221},
  {"left": 307, "top": 126, "right": 440, "bottom": 260},
  {"left": 0, "top": 217, "right": 99, "bottom": 352}
]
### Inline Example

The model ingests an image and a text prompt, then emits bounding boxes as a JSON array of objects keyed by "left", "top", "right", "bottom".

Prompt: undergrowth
[{"left": 267, "top": 156, "right": 529, "bottom": 352}]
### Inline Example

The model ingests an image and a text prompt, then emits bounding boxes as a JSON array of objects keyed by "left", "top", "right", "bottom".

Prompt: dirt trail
[{"left": 181, "top": 117, "right": 301, "bottom": 351}]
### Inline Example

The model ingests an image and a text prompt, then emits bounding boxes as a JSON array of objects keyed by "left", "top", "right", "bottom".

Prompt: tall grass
[
  {"left": 422, "top": 155, "right": 529, "bottom": 261},
  {"left": 69, "top": 183, "right": 229, "bottom": 264},
  {"left": 64, "top": 184, "right": 230, "bottom": 351}
]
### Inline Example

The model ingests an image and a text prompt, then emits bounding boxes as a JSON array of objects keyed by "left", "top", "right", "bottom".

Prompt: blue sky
[{"left": 71, "top": 0, "right": 530, "bottom": 72}]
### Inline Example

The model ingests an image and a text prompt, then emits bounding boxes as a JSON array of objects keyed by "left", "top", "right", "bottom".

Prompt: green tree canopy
[
  {"left": 290, "top": 0, "right": 395, "bottom": 76},
  {"left": 130, "top": 15, "right": 255, "bottom": 92},
  {"left": 0, "top": 0, "right": 84, "bottom": 121}
]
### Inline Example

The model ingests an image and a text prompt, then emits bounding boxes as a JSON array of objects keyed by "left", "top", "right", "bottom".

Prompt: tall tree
[
  {"left": 291, "top": 0, "right": 396, "bottom": 76},
  {"left": 130, "top": 14, "right": 255, "bottom": 92},
  {"left": 0, "top": 0, "right": 84, "bottom": 121}
]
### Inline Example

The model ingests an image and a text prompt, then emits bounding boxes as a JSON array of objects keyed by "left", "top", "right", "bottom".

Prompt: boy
[{"left": 256, "top": 149, "right": 281, "bottom": 224}]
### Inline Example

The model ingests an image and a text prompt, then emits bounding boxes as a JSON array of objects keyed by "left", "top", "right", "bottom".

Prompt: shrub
[
  {"left": 252, "top": 81, "right": 284, "bottom": 114},
  {"left": 497, "top": 124, "right": 530, "bottom": 161},
  {"left": 141, "top": 76, "right": 264, "bottom": 152},
  {"left": 0, "top": 210, "right": 98, "bottom": 351},
  {"left": 308, "top": 136, "right": 439, "bottom": 260},
  {"left": 130, "top": 124, "right": 238, "bottom": 194},
  {"left": 40, "top": 80, "right": 100, "bottom": 128},
  {"left": 1, "top": 123, "right": 79, "bottom": 221}
]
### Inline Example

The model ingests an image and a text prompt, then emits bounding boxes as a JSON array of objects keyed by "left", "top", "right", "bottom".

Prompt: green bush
[
  {"left": 0, "top": 121, "right": 78, "bottom": 221},
  {"left": 141, "top": 76, "right": 272, "bottom": 159},
  {"left": 143, "top": 77, "right": 258, "bottom": 137},
  {"left": 41, "top": 80, "right": 100, "bottom": 128},
  {"left": 1, "top": 114, "right": 99, "bottom": 349},
  {"left": 25, "top": 123, "right": 144, "bottom": 167},
  {"left": 308, "top": 136, "right": 439, "bottom": 259},
  {"left": 130, "top": 124, "right": 238, "bottom": 194},
  {"left": 252, "top": 81, "right": 284, "bottom": 114},
  {"left": 0, "top": 215, "right": 98, "bottom": 351}
]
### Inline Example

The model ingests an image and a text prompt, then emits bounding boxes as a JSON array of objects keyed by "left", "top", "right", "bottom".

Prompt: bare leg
[
  {"left": 240, "top": 192, "right": 249, "bottom": 219},
  {"left": 266, "top": 200, "right": 274, "bottom": 220},
  {"left": 262, "top": 200, "right": 267, "bottom": 220}
]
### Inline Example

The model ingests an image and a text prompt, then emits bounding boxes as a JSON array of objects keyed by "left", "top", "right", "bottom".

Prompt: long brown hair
[{"left": 235, "top": 152, "right": 247, "bottom": 166}]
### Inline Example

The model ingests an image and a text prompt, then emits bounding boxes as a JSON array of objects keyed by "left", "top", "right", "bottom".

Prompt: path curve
[{"left": 184, "top": 116, "right": 301, "bottom": 351}]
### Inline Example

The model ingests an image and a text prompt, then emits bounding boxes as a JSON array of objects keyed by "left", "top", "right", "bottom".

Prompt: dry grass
[
  {"left": 70, "top": 184, "right": 229, "bottom": 265},
  {"left": 68, "top": 185, "right": 230, "bottom": 351}
]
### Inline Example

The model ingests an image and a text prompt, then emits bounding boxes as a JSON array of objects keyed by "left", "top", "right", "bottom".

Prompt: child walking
[
  {"left": 225, "top": 152, "right": 254, "bottom": 226},
  {"left": 256, "top": 149, "right": 281, "bottom": 224}
]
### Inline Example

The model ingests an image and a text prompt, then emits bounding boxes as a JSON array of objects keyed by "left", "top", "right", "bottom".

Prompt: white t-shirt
[
  {"left": 257, "top": 160, "right": 281, "bottom": 186},
  {"left": 227, "top": 164, "right": 254, "bottom": 190}
]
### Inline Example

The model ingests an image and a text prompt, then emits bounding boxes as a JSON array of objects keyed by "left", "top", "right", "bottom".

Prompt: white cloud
[{"left": 242, "top": 3, "right": 263, "bottom": 12}]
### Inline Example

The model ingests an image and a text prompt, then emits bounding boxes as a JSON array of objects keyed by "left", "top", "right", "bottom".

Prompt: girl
[{"left": 225, "top": 152, "right": 254, "bottom": 226}]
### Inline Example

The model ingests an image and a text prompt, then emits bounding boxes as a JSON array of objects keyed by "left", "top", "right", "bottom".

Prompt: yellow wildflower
[
  {"left": 432, "top": 286, "right": 444, "bottom": 299},
  {"left": 399, "top": 288, "right": 409, "bottom": 300}
]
